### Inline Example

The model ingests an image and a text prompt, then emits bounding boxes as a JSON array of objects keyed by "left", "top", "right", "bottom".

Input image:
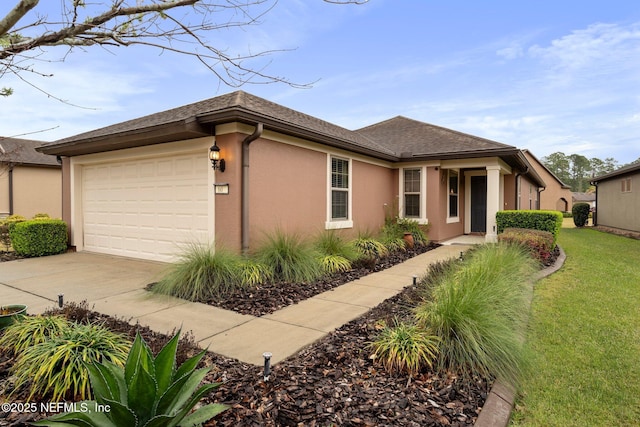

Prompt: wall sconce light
[
  {"left": 213, "top": 183, "right": 230, "bottom": 195},
  {"left": 209, "top": 142, "right": 226, "bottom": 172}
]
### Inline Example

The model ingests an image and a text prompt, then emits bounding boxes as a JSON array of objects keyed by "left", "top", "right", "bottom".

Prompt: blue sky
[{"left": 3, "top": 0, "right": 640, "bottom": 164}]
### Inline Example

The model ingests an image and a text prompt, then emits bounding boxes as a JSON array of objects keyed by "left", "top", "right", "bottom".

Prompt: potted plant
[{"left": 0, "top": 304, "right": 27, "bottom": 329}]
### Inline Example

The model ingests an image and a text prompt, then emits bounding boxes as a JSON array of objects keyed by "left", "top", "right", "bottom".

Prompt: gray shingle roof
[
  {"left": 356, "top": 116, "right": 516, "bottom": 158},
  {"left": 0, "top": 137, "right": 59, "bottom": 167},
  {"left": 44, "top": 91, "right": 396, "bottom": 158}
]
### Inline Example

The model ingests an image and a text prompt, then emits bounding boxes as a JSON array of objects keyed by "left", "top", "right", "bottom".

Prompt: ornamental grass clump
[
  {"left": 152, "top": 243, "right": 244, "bottom": 302},
  {"left": 255, "top": 229, "right": 323, "bottom": 283},
  {"left": 415, "top": 243, "right": 536, "bottom": 383},
  {"left": 0, "top": 315, "right": 70, "bottom": 355},
  {"left": 35, "top": 331, "right": 227, "bottom": 426},
  {"left": 10, "top": 322, "right": 130, "bottom": 402},
  {"left": 369, "top": 319, "right": 440, "bottom": 376},
  {"left": 314, "top": 230, "right": 358, "bottom": 274}
]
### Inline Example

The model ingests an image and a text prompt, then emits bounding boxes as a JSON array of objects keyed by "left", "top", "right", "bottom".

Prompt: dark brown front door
[{"left": 470, "top": 176, "right": 487, "bottom": 233}]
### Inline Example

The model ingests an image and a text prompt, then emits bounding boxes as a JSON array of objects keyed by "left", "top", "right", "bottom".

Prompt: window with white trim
[
  {"left": 331, "top": 157, "right": 349, "bottom": 220},
  {"left": 448, "top": 170, "right": 459, "bottom": 218},
  {"left": 404, "top": 168, "right": 421, "bottom": 218}
]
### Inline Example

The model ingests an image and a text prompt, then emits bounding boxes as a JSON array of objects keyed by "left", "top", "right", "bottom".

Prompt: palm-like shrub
[
  {"left": 152, "top": 243, "right": 243, "bottom": 302},
  {"left": 369, "top": 319, "right": 439, "bottom": 376},
  {"left": 352, "top": 236, "right": 388, "bottom": 269},
  {"left": 415, "top": 243, "right": 535, "bottom": 383},
  {"left": 11, "top": 323, "right": 130, "bottom": 401},
  {"left": 255, "top": 229, "right": 323, "bottom": 283},
  {"left": 34, "top": 331, "right": 227, "bottom": 427},
  {"left": 0, "top": 315, "right": 70, "bottom": 354}
]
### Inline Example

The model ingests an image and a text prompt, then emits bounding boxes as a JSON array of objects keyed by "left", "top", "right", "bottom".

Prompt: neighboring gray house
[{"left": 591, "top": 162, "right": 640, "bottom": 233}]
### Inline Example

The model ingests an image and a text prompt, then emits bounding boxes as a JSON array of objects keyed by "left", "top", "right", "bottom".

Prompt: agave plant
[{"left": 34, "top": 331, "right": 227, "bottom": 427}]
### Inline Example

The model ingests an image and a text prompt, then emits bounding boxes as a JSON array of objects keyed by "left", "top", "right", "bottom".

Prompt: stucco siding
[
  {"left": 596, "top": 173, "right": 640, "bottom": 232},
  {"left": 9, "top": 166, "right": 62, "bottom": 218},
  {"left": 352, "top": 160, "right": 395, "bottom": 234}
]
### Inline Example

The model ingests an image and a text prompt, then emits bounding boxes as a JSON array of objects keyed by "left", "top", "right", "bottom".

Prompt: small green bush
[
  {"left": 498, "top": 228, "right": 555, "bottom": 264},
  {"left": 496, "top": 210, "right": 563, "bottom": 244},
  {"left": 381, "top": 217, "right": 429, "bottom": 248},
  {"left": 255, "top": 229, "right": 324, "bottom": 284},
  {"left": 35, "top": 331, "right": 227, "bottom": 426},
  {"left": 152, "top": 243, "right": 244, "bottom": 302},
  {"left": 11, "top": 323, "right": 130, "bottom": 401},
  {"left": 572, "top": 203, "right": 591, "bottom": 227},
  {"left": 314, "top": 230, "right": 358, "bottom": 273},
  {"left": 9, "top": 219, "right": 67, "bottom": 257},
  {"left": 369, "top": 319, "right": 439, "bottom": 376},
  {"left": 415, "top": 243, "right": 536, "bottom": 383},
  {"left": 352, "top": 237, "right": 388, "bottom": 269}
]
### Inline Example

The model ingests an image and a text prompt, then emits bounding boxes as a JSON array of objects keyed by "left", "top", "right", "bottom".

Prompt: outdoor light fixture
[
  {"left": 209, "top": 142, "right": 226, "bottom": 172},
  {"left": 58, "top": 294, "right": 64, "bottom": 308},
  {"left": 263, "top": 352, "right": 272, "bottom": 382}
]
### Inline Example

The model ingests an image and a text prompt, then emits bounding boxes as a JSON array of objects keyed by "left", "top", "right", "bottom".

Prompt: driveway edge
[{"left": 475, "top": 245, "right": 566, "bottom": 427}]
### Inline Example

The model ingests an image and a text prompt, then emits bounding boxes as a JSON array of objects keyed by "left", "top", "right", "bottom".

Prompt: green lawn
[{"left": 511, "top": 228, "right": 640, "bottom": 426}]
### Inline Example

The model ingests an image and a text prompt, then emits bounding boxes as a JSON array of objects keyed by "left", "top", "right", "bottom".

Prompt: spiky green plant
[
  {"left": 34, "top": 331, "right": 227, "bottom": 427},
  {"left": 352, "top": 237, "right": 388, "bottom": 269},
  {"left": 320, "top": 254, "right": 352, "bottom": 274},
  {"left": 11, "top": 323, "right": 131, "bottom": 402},
  {"left": 0, "top": 315, "right": 70, "bottom": 355},
  {"left": 415, "top": 243, "right": 536, "bottom": 383},
  {"left": 238, "top": 258, "right": 271, "bottom": 287},
  {"left": 152, "top": 243, "right": 243, "bottom": 302},
  {"left": 369, "top": 319, "right": 440, "bottom": 376},
  {"left": 255, "top": 229, "right": 323, "bottom": 283},
  {"left": 314, "top": 230, "right": 359, "bottom": 261}
]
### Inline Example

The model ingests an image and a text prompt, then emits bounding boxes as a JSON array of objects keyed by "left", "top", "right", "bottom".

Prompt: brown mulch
[
  {"left": 207, "top": 243, "right": 440, "bottom": 317},
  {"left": 0, "top": 242, "right": 493, "bottom": 427}
]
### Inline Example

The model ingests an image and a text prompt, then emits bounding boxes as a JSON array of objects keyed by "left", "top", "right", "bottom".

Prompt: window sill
[
  {"left": 325, "top": 220, "right": 353, "bottom": 230},
  {"left": 446, "top": 217, "right": 459, "bottom": 224}
]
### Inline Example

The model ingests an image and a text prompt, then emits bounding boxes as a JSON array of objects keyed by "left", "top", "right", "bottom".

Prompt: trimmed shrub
[
  {"left": 496, "top": 210, "right": 563, "bottom": 244},
  {"left": 572, "top": 202, "right": 591, "bottom": 227},
  {"left": 9, "top": 219, "right": 67, "bottom": 257},
  {"left": 498, "top": 227, "right": 555, "bottom": 264},
  {"left": 415, "top": 243, "right": 536, "bottom": 383}
]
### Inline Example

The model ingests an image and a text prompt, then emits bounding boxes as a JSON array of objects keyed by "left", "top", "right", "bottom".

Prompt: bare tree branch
[{"left": 0, "top": 0, "right": 367, "bottom": 98}]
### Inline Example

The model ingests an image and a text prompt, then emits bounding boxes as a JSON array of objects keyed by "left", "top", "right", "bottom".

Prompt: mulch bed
[
  {"left": 0, "top": 242, "right": 493, "bottom": 427},
  {"left": 207, "top": 243, "right": 440, "bottom": 317}
]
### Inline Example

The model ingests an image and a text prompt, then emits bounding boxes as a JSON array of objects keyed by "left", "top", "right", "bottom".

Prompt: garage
[{"left": 81, "top": 153, "right": 210, "bottom": 262}]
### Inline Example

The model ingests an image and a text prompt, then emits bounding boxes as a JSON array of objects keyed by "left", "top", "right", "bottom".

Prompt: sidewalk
[{"left": 1, "top": 245, "right": 468, "bottom": 366}]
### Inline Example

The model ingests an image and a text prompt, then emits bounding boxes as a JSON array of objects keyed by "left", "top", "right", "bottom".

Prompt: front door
[{"left": 470, "top": 175, "right": 487, "bottom": 233}]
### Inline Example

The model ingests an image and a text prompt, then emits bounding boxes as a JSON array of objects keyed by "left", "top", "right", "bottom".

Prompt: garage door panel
[{"left": 82, "top": 154, "right": 210, "bottom": 262}]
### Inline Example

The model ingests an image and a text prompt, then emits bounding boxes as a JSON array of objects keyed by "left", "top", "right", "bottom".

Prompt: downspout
[
  {"left": 241, "top": 123, "right": 264, "bottom": 255},
  {"left": 8, "top": 166, "right": 14, "bottom": 215}
]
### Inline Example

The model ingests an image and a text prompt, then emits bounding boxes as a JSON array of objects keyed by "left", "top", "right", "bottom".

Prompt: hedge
[
  {"left": 9, "top": 219, "right": 68, "bottom": 257},
  {"left": 496, "top": 210, "right": 563, "bottom": 244},
  {"left": 498, "top": 227, "right": 555, "bottom": 264}
]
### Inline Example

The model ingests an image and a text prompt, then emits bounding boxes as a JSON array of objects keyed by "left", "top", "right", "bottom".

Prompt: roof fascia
[{"left": 36, "top": 118, "right": 210, "bottom": 156}]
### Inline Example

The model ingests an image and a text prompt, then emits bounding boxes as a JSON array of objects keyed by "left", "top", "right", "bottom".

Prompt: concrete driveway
[{"left": 0, "top": 252, "right": 168, "bottom": 314}]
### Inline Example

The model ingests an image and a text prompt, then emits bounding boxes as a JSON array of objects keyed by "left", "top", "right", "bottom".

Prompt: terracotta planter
[
  {"left": 403, "top": 232, "right": 415, "bottom": 249},
  {"left": 0, "top": 304, "right": 27, "bottom": 329}
]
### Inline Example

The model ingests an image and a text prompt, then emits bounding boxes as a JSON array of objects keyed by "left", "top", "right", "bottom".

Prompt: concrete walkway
[{"left": 0, "top": 245, "right": 468, "bottom": 366}]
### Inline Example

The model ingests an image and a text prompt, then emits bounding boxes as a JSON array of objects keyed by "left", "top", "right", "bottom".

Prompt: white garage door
[{"left": 82, "top": 154, "right": 210, "bottom": 262}]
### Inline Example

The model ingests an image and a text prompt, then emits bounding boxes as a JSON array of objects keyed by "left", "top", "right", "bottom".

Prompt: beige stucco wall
[
  {"left": 596, "top": 173, "right": 640, "bottom": 232},
  {"left": 0, "top": 165, "right": 62, "bottom": 219},
  {"left": 524, "top": 151, "right": 572, "bottom": 212},
  {"left": 213, "top": 128, "right": 396, "bottom": 252}
]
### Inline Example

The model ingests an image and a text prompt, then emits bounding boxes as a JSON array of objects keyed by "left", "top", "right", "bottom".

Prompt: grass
[
  {"left": 255, "top": 229, "right": 324, "bottom": 283},
  {"left": 415, "top": 243, "right": 536, "bottom": 383},
  {"left": 511, "top": 228, "right": 640, "bottom": 426},
  {"left": 152, "top": 243, "right": 245, "bottom": 301}
]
